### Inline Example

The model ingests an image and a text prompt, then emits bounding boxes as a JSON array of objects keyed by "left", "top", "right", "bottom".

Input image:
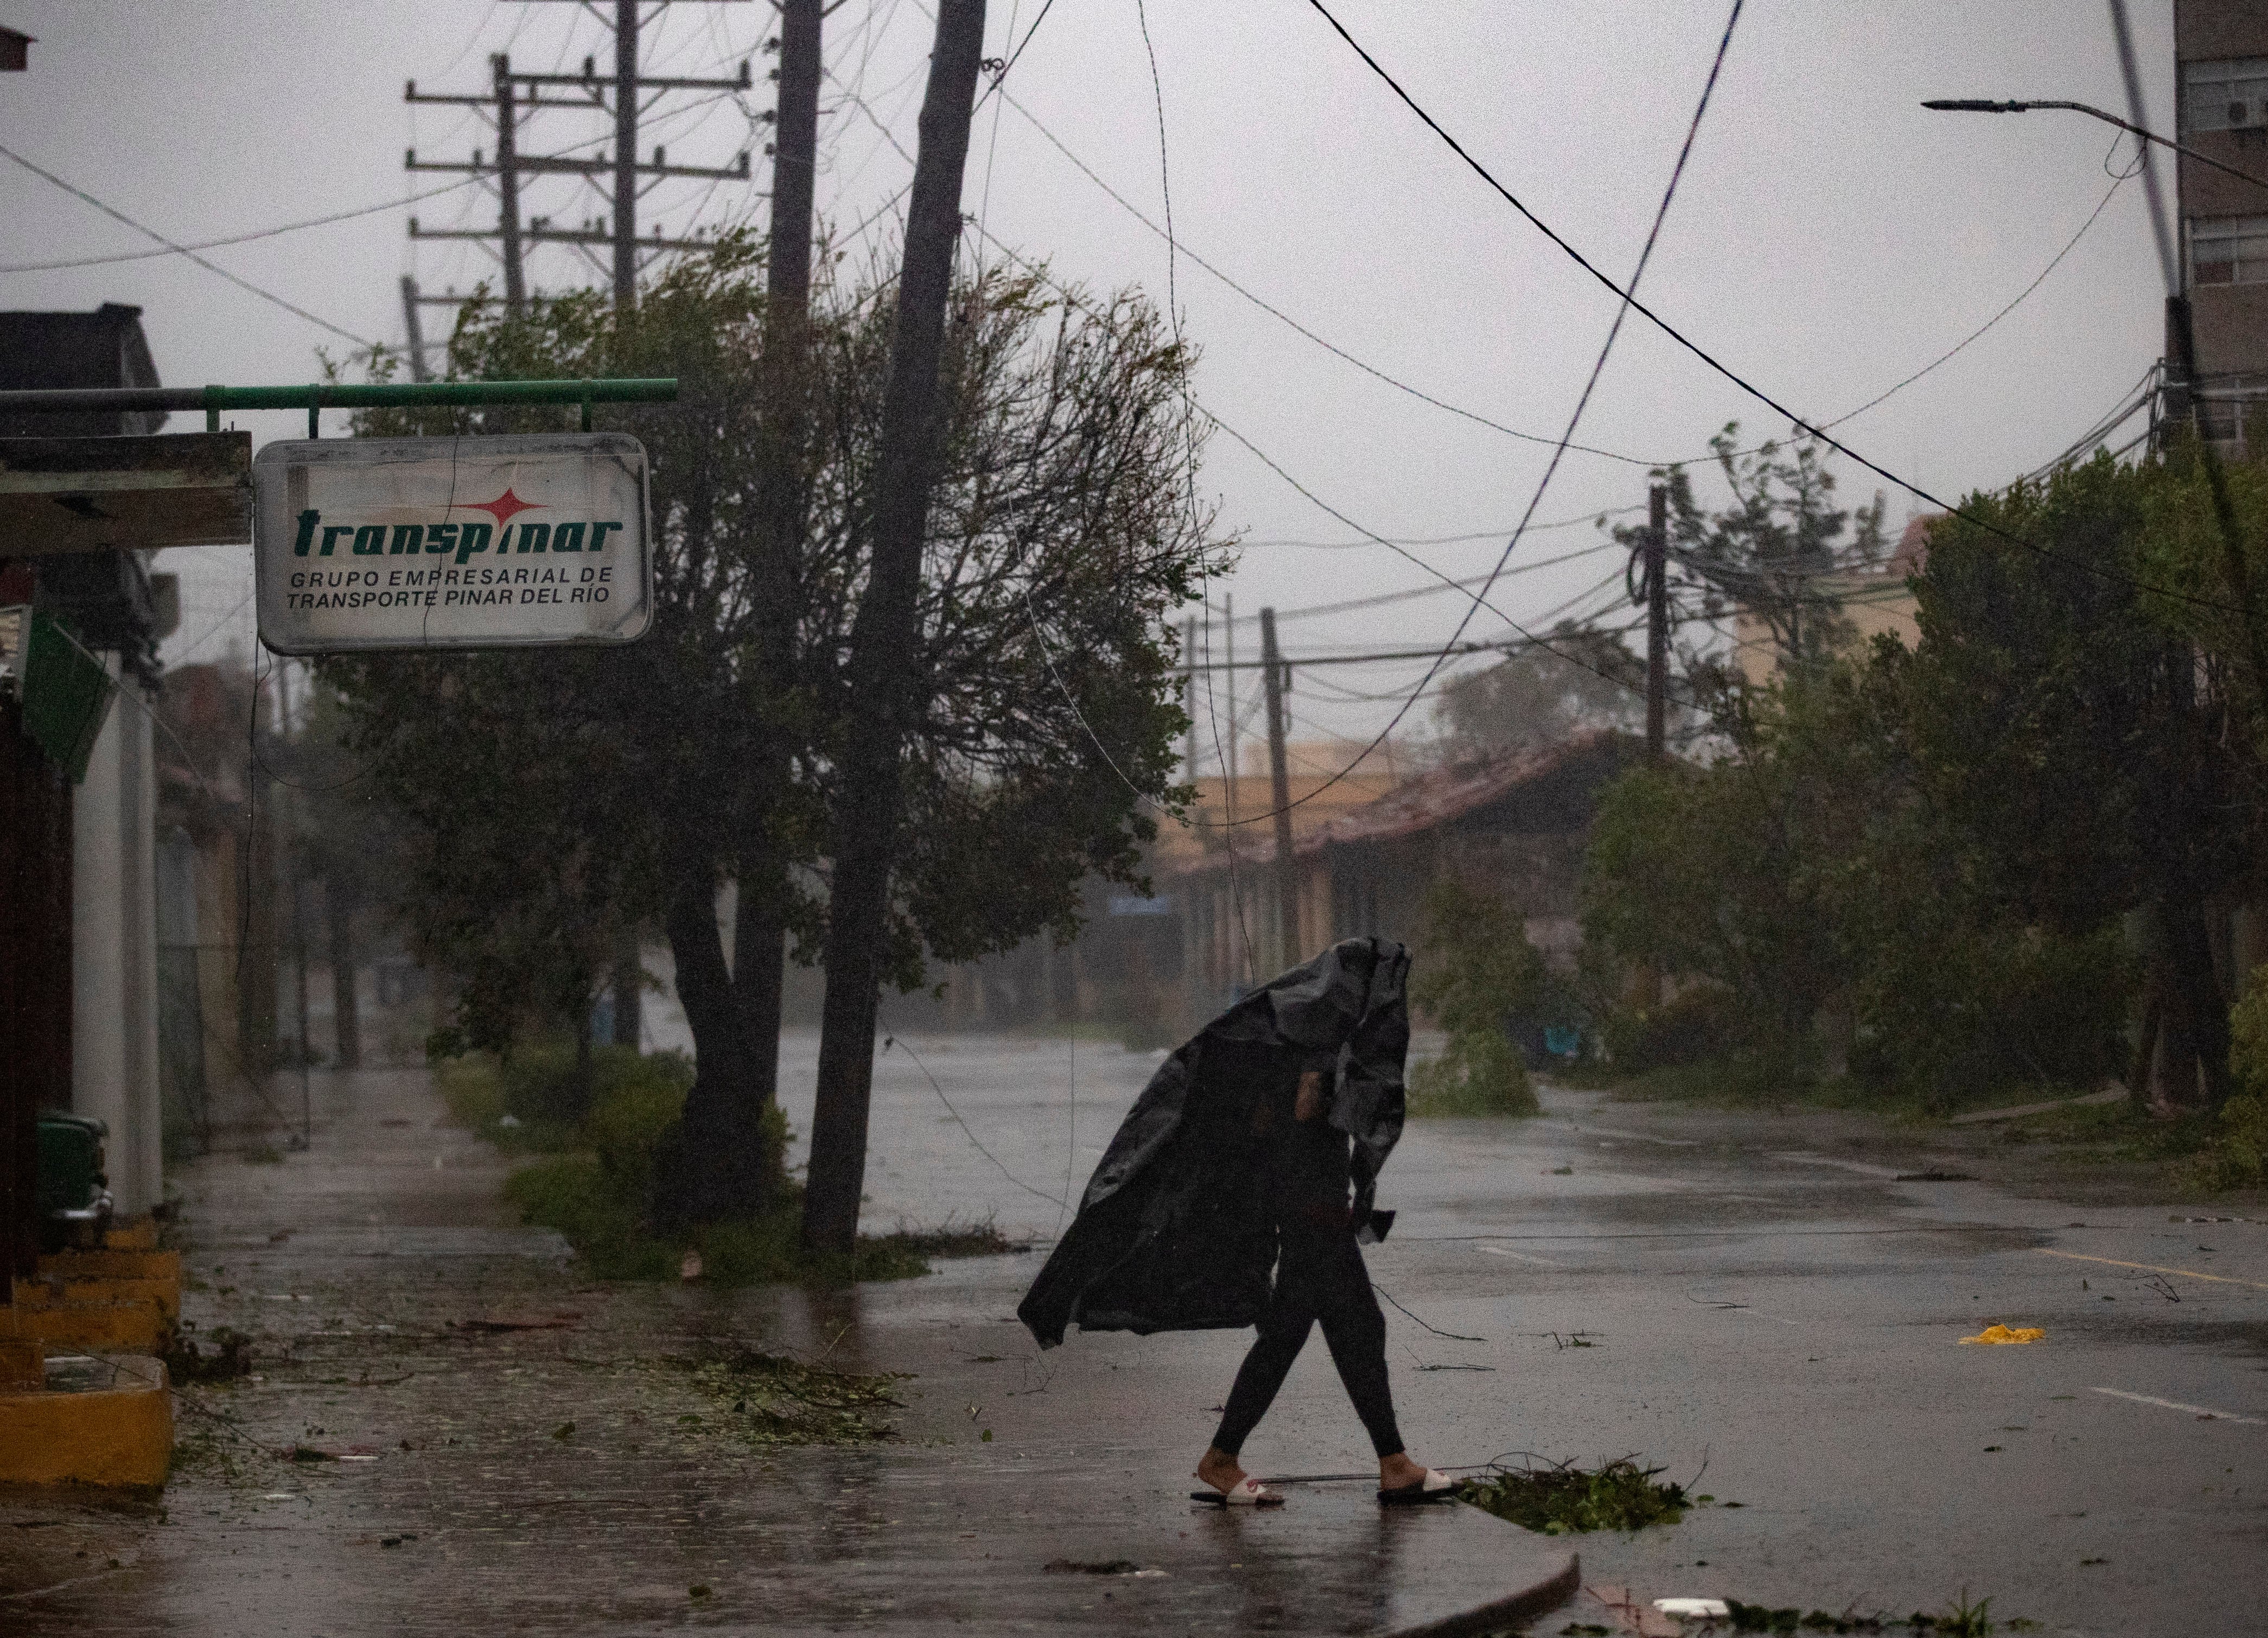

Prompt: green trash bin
[{"left": 35, "top": 1110, "right": 112, "bottom": 1251}]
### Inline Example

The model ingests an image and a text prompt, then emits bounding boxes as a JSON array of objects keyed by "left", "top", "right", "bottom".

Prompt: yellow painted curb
[
  {"left": 30, "top": 1273, "right": 181, "bottom": 1325},
  {"left": 103, "top": 1217, "right": 161, "bottom": 1251},
  {"left": 2, "top": 1287, "right": 167, "bottom": 1352},
  {"left": 42, "top": 1248, "right": 182, "bottom": 1286},
  {"left": 0, "top": 1360, "right": 173, "bottom": 1488}
]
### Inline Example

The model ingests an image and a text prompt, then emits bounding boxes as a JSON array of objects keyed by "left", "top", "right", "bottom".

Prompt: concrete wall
[{"left": 72, "top": 668, "right": 162, "bottom": 1216}]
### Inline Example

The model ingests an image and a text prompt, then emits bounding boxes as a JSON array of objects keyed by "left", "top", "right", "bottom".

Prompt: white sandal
[
  {"left": 1190, "top": 1476, "right": 1284, "bottom": 1507},
  {"left": 1378, "top": 1469, "right": 1459, "bottom": 1506}
]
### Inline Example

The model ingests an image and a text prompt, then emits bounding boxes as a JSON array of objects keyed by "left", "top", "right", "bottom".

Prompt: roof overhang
[{"left": 0, "top": 433, "right": 253, "bottom": 555}]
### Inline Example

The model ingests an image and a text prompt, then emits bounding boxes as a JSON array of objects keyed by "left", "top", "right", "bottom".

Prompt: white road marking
[
  {"left": 2090, "top": 1387, "right": 2264, "bottom": 1426},
  {"left": 1476, "top": 1246, "right": 1560, "bottom": 1267}
]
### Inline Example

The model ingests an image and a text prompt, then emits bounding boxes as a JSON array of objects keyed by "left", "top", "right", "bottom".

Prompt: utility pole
[
  {"left": 404, "top": 7, "right": 754, "bottom": 334},
  {"left": 398, "top": 277, "right": 432, "bottom": 382},
  {"left": 801, "top": 0, "right": 988, "bottom": 1259},
  {"left": 1182, "top": 613, "right": 1199, "bottom": 784},
  {"left": 611, "top": 0, "right": 640, "bottom": 308},
  {"left": 495, "top": 54, "right": 527, "bottom": 315},
  {"left": 1260, "top": 607, "right": 1299, "bottom": 972},
  {"left": 1222, "top": 593, "right": 1238, "bottom": 831},
  {"left": 1646, "top": 483, "right": 1668, "bottom": 762}
]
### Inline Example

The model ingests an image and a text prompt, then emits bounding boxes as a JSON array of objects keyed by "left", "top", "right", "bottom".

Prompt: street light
[
  {"left": 1923, "top": 96, "right": 2268, "bottom": 703},
  {"left": 1920, "top": 98, "right": 2268, "bottom": 196},
  {"left": 1921, "top": 94, "right": 2268, "bottom": 398}
]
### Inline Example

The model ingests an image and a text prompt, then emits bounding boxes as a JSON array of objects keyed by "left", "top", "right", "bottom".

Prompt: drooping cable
[{"left": 1300, "top": 0, "right": 2246, "bottom": 619}]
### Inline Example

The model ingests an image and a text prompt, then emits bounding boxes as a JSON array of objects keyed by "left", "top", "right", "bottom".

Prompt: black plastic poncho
[{"left": 1017, "top": 937, "right": 1411, "bottom": 1349}]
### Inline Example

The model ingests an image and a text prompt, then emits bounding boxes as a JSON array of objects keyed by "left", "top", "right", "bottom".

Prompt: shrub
[
  {"left": 2199, "top": 971, "right": 2268, "bottom": 1189},
  {"left": 1409, "top": 877, "right": 1548, "bottom": 1118},
  {"left": 457, "top": 1042, "right": 989, "bottom": 1286},
  {"left": 1459, "top": 1457, "right": 1688, "bottom": 1534}
]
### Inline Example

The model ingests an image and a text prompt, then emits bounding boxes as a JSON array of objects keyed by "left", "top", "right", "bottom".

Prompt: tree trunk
[
  {"left": 661, "top": 0, "right": 820, "bottom": 1222},
  {"left": 571, "top": 1006, "right": 595, "bottom": 1121},
  {"left": 2150, "top": 887, "right": 2232, "bottom": 1111},
  {"left": 800, "top": 0, "right": 988, "bottom": 1257},
  {"left": 733, "top": 856, "right": 788, "bottom": 1107},
  {"left": 326, "top": 877, "right": 360, "bottom": 1071},
  {"left": 609, "top": 936, "right": 643, "bottom": 1050},
  {"left": 731, "top": 0, "right": 823, "bottom": 1110},
  {"left": 653, "top": 873, "right": 773, "bottom": 1224},
  {"left": 2129, "top": 985, "right": 2161, "bottom": 1108}
]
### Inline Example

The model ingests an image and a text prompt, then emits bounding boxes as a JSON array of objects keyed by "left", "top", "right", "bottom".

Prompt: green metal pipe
[{"left": 0, "top": 377, "right": 677, "bottom": 421}]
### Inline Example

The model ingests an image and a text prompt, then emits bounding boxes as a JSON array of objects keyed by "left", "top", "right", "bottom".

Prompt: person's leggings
[{"left": 1210, "top": 1182, "right": 1403, "bottom": 1461}]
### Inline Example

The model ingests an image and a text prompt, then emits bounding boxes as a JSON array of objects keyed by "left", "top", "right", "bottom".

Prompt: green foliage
[
  {"left": 1409, "top": 877, "right": 1546, "bottom": 1117},
  {"left": 1619, "top": 422, "right": 1888, "bottom": 679},
  {"left": 454, "top": 1045, "right": 998, "bottom": 1283},
  {"left": 1432, "top": 619, "right": 1645, "bottom": 761},
  {"left": 681, "top": 1348, "right": 903, "bottom": 1445},
  {"left": 1596, "top": 983, "right": 1740, "bottom": 1076},
  {"left": 1583, "top": 749, "right": 1842, "bottom": 1079},
  {"left": 329, "top": 246, "right": 1228, "bottom": 1047},
  {"left": 2199, "top": 967, "right": 2268, "bottom": 1188},
  {"left": 1459, "top": 1457, "right": 1688, "bottom": 1535},
  {"left": 1583, "top": 610, "right": 2139, "bottom": 1106},
  {"left": 436, "top": 1043, "right": 693, "bottom": 1151}
]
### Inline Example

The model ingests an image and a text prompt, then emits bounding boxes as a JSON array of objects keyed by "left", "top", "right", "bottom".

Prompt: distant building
[
  {"left": 2175, "top": 0, "right": 2268, "bottom": 446},
  {"left": 1165, "top": 730, "right": 1635, "bottom": 1022}
]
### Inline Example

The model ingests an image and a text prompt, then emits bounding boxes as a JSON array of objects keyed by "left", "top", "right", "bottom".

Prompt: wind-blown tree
[
  {"left": 1616, "top": 424, "right": 1889, "bottom": 678},
  {"left": 1431, "top": 620, "right": 1644, "bottom": 762},
  {"left": 1901, "top": 450, "right": 2260, "bottom": 1108},
  {"left": 328, "top": 244, "right": 1223, "bottom": 1228},
  {"left": 1583, "top": 449, "right": 2264, "bottom": 1109}
]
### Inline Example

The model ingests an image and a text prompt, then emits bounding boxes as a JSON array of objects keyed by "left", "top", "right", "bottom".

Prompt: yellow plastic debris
[{"left": 1960, "top": 1323, "right": 2046, "bottom": 1345}]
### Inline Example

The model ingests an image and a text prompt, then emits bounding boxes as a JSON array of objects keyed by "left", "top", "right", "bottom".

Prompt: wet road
[
  {"left": 789, "top": 1032, "right": 2268, "bottom": 1635},
  {"left": 3, "top": 1033, "right": 2263, "bottom": 1635}
]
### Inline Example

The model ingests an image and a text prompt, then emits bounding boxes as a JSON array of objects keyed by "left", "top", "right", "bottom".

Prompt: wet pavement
[{"left": 3, "top": 1034, "right": 2265, "bottom": 1635}]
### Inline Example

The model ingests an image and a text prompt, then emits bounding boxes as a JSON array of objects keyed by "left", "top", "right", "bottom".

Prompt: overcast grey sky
[{"left": 2, "top": 2, "right": 2174, "bottom": 758}]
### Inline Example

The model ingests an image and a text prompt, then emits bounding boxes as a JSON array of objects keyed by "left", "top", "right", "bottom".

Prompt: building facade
[{"left": 2176, "top": 1, "right": 2268, "bottom": 444}]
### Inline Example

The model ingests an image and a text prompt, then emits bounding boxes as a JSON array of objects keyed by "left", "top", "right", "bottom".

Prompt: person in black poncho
[{"left": 1017, "top": 937, "right": 1458, "bottom": 1507}]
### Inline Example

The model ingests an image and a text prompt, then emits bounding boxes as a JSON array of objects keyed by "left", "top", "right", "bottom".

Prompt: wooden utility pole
[
  {"left": 1222, "top": 594, "right": 1238, "bottom": 830},
  {"left": 611, "top": 0, "right": 640, "bottom": 308},
  {"left": 1260, "top": 608, "right": 1299, "bottom": 972},
  {"left": 398, "top": 277, "right": 432, "bottom": 382},
  {"left": 1646, "top": 483, "right": 1668, "bottom": 761},
  {"left": 1182, "top": 613, "right": 1199, "bottom": 785},
  {"left": 494, "top": 54, "right": 527, "bottom": 316},
  {"left": 404, "top": 8, "right": 751, "bottom": 329},
  {"left": 800, "top": 0, "right": 988, "bottom": 1258}
]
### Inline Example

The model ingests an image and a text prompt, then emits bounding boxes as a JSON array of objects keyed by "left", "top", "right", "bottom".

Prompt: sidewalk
[{"left": 0, "top": 1061, "right": 1575, "bottom": 1636}]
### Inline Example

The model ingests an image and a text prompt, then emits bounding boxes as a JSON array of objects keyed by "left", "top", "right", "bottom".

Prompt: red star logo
[{"left": 456, "top": 488, "right": 546, "bottom": 526}]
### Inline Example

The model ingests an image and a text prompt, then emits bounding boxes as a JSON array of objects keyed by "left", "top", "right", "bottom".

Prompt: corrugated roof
[
  {"left": 1167, "top": 728, "right": 1626, "bottom": 878},
  {"left": 1294, "top": 727, "right": 1622, "bottom": 855}
]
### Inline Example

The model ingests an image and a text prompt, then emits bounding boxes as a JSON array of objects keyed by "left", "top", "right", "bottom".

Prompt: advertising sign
[{"left": 252, "top": 432, "right": 652, "bottom": 653}]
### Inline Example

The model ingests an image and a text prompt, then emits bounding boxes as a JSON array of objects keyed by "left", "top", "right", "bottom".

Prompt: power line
[
  {"left": 993, "top": 84, "right": 1653, "bottom": 468},
  {"left": 1299, "top": 0, "right": 2247, "bottom": 620},
  {"left": 1189, "top": 0, "right": 1747, "bottom": 824},
  {"left": 1244, "top": 505, "right": 1644, "bottom": 552},
  {"left": 993, "top": 81, "right": 2132, "bottom": 474},
  {"left": 0, "top": 141, "right": 377, "bottom": 347},
  {"left": 1248, "top": 539, "right": 1620, "bottom": 625},
  {"left": 1018, "top": 0, "right": 1749, "bottom": 830},
  {"left": 1814, "top": 167, "right": 2130, "bottom": 434},
  {"left": 0, "top": 174, "right": 490, "bottom": 274}
]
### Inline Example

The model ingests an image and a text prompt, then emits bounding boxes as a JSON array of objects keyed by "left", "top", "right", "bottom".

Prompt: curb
[{"left": 1389, "top": 1517, "right": 1581, "bottom": 1637}]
